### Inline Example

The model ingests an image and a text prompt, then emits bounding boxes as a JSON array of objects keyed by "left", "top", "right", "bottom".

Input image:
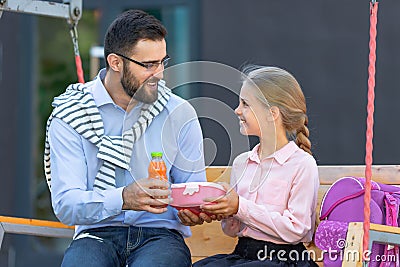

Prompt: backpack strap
[
  {"left": 384, "top": 193, "right": 399, "bottom": 227},
  {"left": 380, "top": 193, "right": 400, "bottom": 267}
]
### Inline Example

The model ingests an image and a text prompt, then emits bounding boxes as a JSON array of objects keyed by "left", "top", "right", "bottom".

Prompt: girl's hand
[{"left": 200, "top": 183, "right": 239, "bottom": 217}]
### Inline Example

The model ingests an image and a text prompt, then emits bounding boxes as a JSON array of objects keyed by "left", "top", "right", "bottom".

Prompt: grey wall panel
[{"left": 200, "top": 0, "right": 400, "bottom": 164}]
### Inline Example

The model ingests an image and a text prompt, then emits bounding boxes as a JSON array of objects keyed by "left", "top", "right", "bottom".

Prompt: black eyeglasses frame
[{"left": 114, "top": 52, "right": 170, "bottom": 70}]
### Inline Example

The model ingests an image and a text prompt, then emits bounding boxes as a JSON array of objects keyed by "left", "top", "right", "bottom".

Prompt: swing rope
[
  {"left": 363, "top": 0, "right": 378, "bottom": 261},
  {"left": 68, "top": 21, "right": 85, "bottom": 84}
]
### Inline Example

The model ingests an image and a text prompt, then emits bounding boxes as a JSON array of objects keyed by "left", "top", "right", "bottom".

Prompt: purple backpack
[{"left": 315, "top": 176, "right": 400, "bottom": 267}]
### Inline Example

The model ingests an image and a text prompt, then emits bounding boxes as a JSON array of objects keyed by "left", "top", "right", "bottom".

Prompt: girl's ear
[
  {"left": 268, "top": 106, "right": 280, "bottom": 121},
  {"left": 107, "top": 53, "right": 123, "bottom": 72}
]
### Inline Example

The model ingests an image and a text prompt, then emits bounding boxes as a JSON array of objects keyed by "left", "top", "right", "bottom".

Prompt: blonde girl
[{"left": 194, "top": 66, "right": 319, "bottom": 267}]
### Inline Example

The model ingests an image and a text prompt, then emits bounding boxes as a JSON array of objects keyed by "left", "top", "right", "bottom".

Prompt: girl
[{"left": 194, "top": 66, "right": 319, "bottom": 267}]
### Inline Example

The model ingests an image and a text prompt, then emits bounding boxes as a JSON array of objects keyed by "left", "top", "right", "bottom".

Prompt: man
[{"left": 45, "top": 10, "right": 207, "bottom": 267}]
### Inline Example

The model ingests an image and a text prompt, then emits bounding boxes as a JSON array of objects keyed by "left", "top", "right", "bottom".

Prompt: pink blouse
[{"left": 221, "top": 141, "right": 319, "bottom": 244}]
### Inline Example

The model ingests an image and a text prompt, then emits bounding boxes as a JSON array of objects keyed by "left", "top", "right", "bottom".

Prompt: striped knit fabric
[{"left": 44, "top": 81, "right": 170, "bottom": 191}]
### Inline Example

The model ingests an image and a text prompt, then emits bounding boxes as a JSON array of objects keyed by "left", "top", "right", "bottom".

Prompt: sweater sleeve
[{"left": 49, "top": 118, "right": 124, "bottom": 225}]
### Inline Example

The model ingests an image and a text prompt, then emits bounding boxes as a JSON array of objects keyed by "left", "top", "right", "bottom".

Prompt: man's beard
[{"left": 121, "top": 64, "right": 159, "bottom": 104}]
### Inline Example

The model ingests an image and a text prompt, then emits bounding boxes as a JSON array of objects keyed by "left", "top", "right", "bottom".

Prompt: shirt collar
[
  {"left": 90, "top": 68, "right": 115, "bottom": 107},
  {"left": 248, "top": 141, "right": 299, "bottom": 165}
]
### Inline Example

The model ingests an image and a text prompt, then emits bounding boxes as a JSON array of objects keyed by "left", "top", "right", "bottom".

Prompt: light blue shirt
[{"left": 48, "top": 69, "right": 206, "bottom": 237}]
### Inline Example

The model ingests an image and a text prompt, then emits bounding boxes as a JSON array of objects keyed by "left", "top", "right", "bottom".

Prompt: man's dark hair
[{"left": 104, "top": 10, "right": 167, "bottom": 68}]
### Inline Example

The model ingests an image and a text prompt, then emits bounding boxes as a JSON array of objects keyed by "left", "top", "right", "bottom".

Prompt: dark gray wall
[
  {"left": 0, "top": 14, "right": 36, "bottom": 214},
  {"left": 0, "top": 11, "right": 64, "bottom": 267},
  {"left": 0, "top": 13, "right": 19, "bottom": 218},
  {"left": 0, "top": 11, "right": 35, "bottom": 266},
  {"left": 200, "top": 0, "right": 400, "bottom": 165}
]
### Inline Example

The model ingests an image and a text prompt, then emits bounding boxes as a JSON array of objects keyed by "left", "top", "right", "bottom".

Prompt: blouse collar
[{"left": 248, "top": 141, "right": 299, "bottom": 165}]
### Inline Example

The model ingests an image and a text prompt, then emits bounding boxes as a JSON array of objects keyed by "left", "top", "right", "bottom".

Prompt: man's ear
[{"left": 107, "top": 53, "right": 122, "bottom": 72}]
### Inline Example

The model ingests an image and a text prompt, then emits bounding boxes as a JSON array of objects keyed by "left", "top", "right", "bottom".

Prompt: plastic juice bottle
[
  {"left": 148, "top": 152, "right": 168, "bottom": 208},
  {"left": 148, "top": 152, "right": 167, "bottom": 181}
]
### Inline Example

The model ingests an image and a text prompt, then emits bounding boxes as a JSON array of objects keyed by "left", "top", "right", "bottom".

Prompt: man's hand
[
  {"left": 122, "top": 178, "right": 171, "bottom": 214},
  {"left": 177, "top": 209, "right": 215, "bottom": 226}
]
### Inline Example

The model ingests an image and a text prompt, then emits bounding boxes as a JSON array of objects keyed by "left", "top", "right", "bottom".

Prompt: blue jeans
[{"left": 61, "top": 226, "right": 191, "bottom": 267}]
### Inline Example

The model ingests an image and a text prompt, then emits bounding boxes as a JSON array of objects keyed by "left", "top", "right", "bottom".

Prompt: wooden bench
[{"left": 1, "top": 165, "right": 399, "bottom": 266}]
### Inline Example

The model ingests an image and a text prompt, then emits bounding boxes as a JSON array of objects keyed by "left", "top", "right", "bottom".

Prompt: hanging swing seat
[
  {"left": 0, "top": 215, "right": 74, "bottom": 250},
  {"left": 343, "top": 222, "right": 400, "bottom": 267}
]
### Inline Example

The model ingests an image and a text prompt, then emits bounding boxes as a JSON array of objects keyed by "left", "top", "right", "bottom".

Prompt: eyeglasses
[{"left": 114, "top": 53, "right": 170, "bottom": 71}]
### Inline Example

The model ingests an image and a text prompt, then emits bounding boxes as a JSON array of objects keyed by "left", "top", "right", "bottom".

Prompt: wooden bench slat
[
  {"left": 187, "top": 221, "right": 236, "bottom": 257},
  {"left": 318, "top": 165, "right": 400, "bottom": 185},
  {"left": 370, "top": 223, "right": 400, "bottom": 234},
  {"left": 206, "top": 165, "right": 400, "bottom": 185}
]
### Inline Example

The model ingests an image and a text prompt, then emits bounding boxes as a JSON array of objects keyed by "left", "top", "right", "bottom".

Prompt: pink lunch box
[{"left": 170, "top": 182, "right": 226, "bottom": 215}]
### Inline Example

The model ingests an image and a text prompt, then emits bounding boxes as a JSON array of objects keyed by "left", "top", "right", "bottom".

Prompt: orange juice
[{"left": 148, "top": 152, "right": 167, "bottom": 181}]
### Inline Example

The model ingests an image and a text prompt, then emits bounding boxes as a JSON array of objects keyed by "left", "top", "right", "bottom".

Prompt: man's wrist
[{"left": 122, "top": 186, "right": 128, "bottom": 210}]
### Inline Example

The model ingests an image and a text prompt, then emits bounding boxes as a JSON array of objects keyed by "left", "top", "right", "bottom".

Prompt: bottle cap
[{"left": 151, "top": 152, "right": 163, "bottom": 158}]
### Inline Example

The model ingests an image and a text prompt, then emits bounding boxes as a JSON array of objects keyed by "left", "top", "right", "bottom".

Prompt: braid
[{"left": 296, "top": 115, "right": 312, "bottom": 155}]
